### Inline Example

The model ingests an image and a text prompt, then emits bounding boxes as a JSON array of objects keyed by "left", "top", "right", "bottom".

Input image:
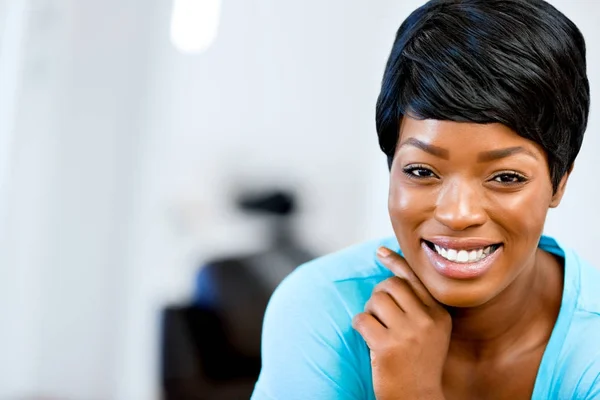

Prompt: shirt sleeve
[{"left": 250, "top": 267, "right": 370, "bottom": 400}]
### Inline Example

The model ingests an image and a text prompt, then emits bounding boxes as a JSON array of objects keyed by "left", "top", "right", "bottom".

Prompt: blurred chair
[{"left": 161, "top": 190, "right": 315, "bottom": 400}]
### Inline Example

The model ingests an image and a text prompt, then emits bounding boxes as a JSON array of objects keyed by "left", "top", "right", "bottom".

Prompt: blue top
[{"left": 251, "top": 235, "right": 600, "bottom": 399}]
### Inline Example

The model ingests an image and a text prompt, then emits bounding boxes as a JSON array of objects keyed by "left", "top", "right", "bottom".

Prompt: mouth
[
  {"left": 421, "top": 239, "right": 503, "bottom": 279},
  {"left": 422, "top": 240, "right": 502, "bottom": 264}
]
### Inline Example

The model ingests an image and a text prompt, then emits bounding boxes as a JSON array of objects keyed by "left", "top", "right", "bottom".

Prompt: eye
[
  {"left": 402, "top": 165, "right": 438, "bottom": 179},
  {"left": 491, "top": 172, "right": 527, "bottom": 184}
]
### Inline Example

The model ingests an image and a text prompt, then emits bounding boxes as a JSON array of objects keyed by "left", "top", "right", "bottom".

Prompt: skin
[{"left": 353, "top": 116, "right": 569, "bottom": 399}]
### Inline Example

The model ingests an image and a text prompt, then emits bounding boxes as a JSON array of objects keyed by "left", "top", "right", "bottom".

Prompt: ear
[{"left": 549, "top": 164, "right": 573, "bottom": 208}]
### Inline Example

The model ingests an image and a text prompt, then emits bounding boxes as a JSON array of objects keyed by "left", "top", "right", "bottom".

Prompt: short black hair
[{"left": 376, "top": 0, "right": 590, "bottom": 192}]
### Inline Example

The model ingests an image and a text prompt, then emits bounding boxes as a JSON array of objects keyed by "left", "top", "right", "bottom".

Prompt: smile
[
  {"left": 425, "top": 241, "right": 502, "bottom": 264},
  {"left": 421, "top": 239, "right": 504, "bottom": 279}
]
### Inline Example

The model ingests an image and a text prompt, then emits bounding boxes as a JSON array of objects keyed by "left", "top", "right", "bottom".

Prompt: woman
[{"left": 252, "top": 0, "right": 600, "bottom": 398}]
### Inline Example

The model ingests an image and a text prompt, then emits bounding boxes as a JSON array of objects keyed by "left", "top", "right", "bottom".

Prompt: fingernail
[{"left": 376, "top": 246, "right": 392, "bottom": 259}]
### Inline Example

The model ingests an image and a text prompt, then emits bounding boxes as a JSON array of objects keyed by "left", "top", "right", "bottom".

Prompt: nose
[{"left": 434, "top": 179, "right": 487, "bottom": 231}]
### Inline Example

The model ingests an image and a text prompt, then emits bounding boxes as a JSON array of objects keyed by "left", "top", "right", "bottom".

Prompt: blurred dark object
[
  {"left": 237, "top": 190, "right": 295, "bottom": 215},
  {"left": 161, "top": 189, "right": 315, "bottom": 400}
]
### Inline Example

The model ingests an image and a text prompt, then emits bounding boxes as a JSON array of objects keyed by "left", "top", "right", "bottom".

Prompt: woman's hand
[{"left": 352, "top": 247, "right": 452, "bottom": 400}]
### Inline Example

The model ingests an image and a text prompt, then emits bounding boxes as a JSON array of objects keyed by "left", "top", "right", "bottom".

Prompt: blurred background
[{"left": 0, "top": 0, "right": 598, "bottom": 399}]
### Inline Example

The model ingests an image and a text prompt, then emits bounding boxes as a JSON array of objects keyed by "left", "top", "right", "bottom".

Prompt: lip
[
  {"left": 424, "top": 237, "right": 502, "bottom": 251},
  {"left": 421, "top": 240, "right": 502, "bottom": 280}
]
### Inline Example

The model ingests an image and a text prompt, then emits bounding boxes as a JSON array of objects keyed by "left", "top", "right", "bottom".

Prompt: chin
[
  {"left": 422, "top": 268, "right": 514, "bottom": 308},
  {"left": 429, "top": 286, "right": 497, "bottom": 308}
]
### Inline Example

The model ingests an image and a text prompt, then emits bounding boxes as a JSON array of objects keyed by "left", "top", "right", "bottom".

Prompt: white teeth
[
  {"left": 447, "top": 249, "right": 458, "bottom": 262},
  {"left": 468, "top": 250, "right": 478, "bottom": 262},
  {"left": 431, "top": 243, "right": 496, "bottom": 263}
]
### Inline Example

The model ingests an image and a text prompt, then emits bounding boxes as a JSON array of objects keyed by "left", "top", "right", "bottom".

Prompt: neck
[{"left": 446, "top": 248, "right": 564, "bottom": 362}]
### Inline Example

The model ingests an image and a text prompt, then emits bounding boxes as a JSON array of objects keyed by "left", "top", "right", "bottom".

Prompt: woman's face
[{"left": 388, "top": 116, "right": 568, "bottom": 307}]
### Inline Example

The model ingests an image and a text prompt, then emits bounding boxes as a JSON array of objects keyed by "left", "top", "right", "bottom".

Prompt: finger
[
  {"left": 376, "top": 246, "right": 439, "bottom": 308},
  {"left": 364, "top": 290, "right": 405, "bottom": 328},
  {"left": 352, "top": 312, "right": 388, "bottom": 350},
  {"left": 374, "top": 276, "right": 429, "bottom": 316}
]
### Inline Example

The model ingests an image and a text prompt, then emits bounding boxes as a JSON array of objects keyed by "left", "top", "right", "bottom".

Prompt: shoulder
[
  {"left": 253, "top": 237, "right": 398, "bottom": 400},
  {"left": 539, "top": 235, "right": 600, "bottom": 315},
  {"left": 547, "top": 245, "right": 600, "bottom": 399},
  {"left": 265, "top": 235, "right": 398, "bottom": 326},
  {"left": 566, "top": 249, "right": 600, "bottom": 369},
  {"left": 285, "top": 236, "right": 398, "bottom": 286},
  {"left": 572, "top": 251, "right": 600, "bottom": 315}
]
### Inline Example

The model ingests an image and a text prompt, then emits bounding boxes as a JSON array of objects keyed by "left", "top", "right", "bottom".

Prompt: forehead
[{"left": 397, "top": 117, "right": 545, "bottom": 158}]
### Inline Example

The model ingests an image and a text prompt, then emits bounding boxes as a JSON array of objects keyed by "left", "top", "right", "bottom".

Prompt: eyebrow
[
  {"left": 398, "top": 138, "right": 539, "bottom": 162},
  {"left": 398, "top": 138, "right": 449, "bottom": 159},
  {"left": 476, "top": 146, "right": 539, "bottom": 162}
]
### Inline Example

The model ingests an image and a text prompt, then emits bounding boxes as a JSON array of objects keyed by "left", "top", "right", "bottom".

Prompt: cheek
[
  {"left": 487, "top": 188, "right": 551, "bottom": 238},
  {"left": 388, "top": 181, "right": 436, "bottom": 233}
]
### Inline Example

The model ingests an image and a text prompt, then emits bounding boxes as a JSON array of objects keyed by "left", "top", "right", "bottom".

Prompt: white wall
[
  {"left": 33, "top": 1, "right": 158, "bottom": 398},
  {"left": 0, "top": 0, "right": 37, "bottom": 397},
  {"left": 0, "top": 0, "right": 158, "bottom": 399},
  {"left": 0, "top": 1, "right": 599, "bottom": 399}
]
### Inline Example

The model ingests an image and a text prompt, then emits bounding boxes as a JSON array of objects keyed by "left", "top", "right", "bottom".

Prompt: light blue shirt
[{"left": 251, "top": 235, "right": 600, "bottom": 399}]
